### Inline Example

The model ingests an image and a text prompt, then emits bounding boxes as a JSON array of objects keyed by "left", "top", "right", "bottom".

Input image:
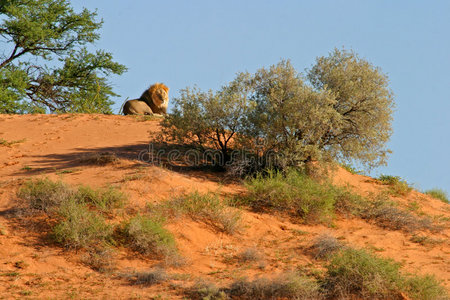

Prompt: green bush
[
  {"left": 242, "top": 169, "right": 336, "bottom": 224},
  {"left": 121, "top": 214, "right": 177, "bottom": 259},
  {"left": 53, "top": 199, "right": 112, "bottom": 249},
  {"left": 76, "top": 185, "right": 126, "bottom": 211},
  {"left": 324, "top": 248, "right": 403, "bottom": 299},
  {"left": 152, "top": 192, "right": 241, "bottom": 234},
  {"left": 229, "top": 272, "right": 322, "bottom": 300},
  {"left": 425, "top": 188, "right": 449, "bottom": 204},
  {"left": 17, "top": 178, "right": 73, "bottom": 212},
  {"left": 324, "top": 248, "right": 448, "bottom": 300},
  {"left": 378, "top": 175, "right": 412, "bottom": 196}
]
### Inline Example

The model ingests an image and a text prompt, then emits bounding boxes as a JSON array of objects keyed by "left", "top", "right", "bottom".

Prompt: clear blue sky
[{"left": 71, "top": 0, "right": 450, "bottom": 194}]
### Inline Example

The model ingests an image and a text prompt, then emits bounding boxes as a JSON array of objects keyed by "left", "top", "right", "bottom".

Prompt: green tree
[
  {"left": 307, "top": 48, "right": 394, "bottom": 168},
  {"left": 0, "top": 0, "right": 126, "bottom": 113}
]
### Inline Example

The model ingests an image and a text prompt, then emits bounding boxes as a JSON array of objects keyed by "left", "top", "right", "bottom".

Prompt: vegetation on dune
[
  {"left": 161, "top": 49, "right": 394, "bottom": 173},
  {"left": 425, "top": 188, "right": 449, "bottom": 204},
  {"left": 150, "top": 192, "right": 242, "bottom": 234},
  {"left": 0, "top": 0, "right": 126, "bottom": 113},
  {"left": 378, "top": 174, "right": 413, "bottom": 196}
]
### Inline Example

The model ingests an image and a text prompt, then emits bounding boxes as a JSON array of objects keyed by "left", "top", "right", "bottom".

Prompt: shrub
[
  {"left": 361, "top": 194, "right": 433, "bottom": 232},
  {"left": 378, "top": 175, "right": 412, "bottom": 196},
  {"left": 152, "top": 192, "right": 241, "bottom": 234},
  {"left": 242, "top": 169, "right": 336, "bottom": 224},
  {"left": 79, "top": 152, "right": 118, "bottom": 165},
  {"left": 237, "top": 248, "right": 263, "bottom": 263},
  {"left": 81, "top": 246, "right": 116, "bottom": 273},
  {"left": 310, "top": 234, "right": 343, "bottom": 259},
  {"left": 324, "top": 248, "right": 448, "bottom": 300},
  {"left": 160, "top": 49, "right": 394, "bottom": 172},
  {"left": 129, "top": 268, "right": 169, "bottom": 286},
  {"left": 186, "top": 281, "right": 227, "bottom": 300},
  {"left": 121, "top": 214, "right": 177, "bottom": 259},
  {"left": 229, "top": 272, "right": 322, "bottom": 300},
  {"left": 404, "top": 274, "right": 448, "bottom": 300},
  {"left": 76, "top": 185, "right": 126, "bottom": 211},
  {"left": 425, "top": 188, "right": 449, "bottom": 204},
  {"left": 53, "top": 199, "right": 112, "bottom": 249},
  {"left": 17, "top": 178, "right": 73, "bottom": 212},
  {"left": 324, "top": 248, "right": 403, "bottom": 299}
]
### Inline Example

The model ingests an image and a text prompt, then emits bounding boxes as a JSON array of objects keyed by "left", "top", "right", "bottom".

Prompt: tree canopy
[
  {"left": 161, "top": 49, "right": 394, "bottom": 172},
  {"left": 0, "top": 0, "right": 126, "bottom": 113}
]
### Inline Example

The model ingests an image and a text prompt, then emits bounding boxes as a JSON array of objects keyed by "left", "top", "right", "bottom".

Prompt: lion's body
[
  {"left": 123, "top": 100, "right": 154, "bottom": 115},
  {"left": 123, "top": 83, "right": 169, "bottom": 115}
]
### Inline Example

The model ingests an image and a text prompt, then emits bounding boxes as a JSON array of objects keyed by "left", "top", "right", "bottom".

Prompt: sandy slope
[{"left": 0, "top": 114, "right": 448, "bottom": 299}]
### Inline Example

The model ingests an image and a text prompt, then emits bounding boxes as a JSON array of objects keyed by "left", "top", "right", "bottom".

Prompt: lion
[{"left": 122, "top": 83, "right": 169, "bottom": 115}]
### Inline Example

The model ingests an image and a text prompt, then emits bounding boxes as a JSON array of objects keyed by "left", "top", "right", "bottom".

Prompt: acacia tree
[
  {"left": 161, "top": 49, "right": 394, "bottom": 172},
  {"left": 306, "top": 49, "right": 394, "bottom": 168},
  {"left": 0, "top": 0, "right": 126, "bottom": 113}
]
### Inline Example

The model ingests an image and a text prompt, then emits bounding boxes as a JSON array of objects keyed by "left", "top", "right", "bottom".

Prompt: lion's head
[{"left": 140, "top": 83, "right": 169, "bottom": 114}]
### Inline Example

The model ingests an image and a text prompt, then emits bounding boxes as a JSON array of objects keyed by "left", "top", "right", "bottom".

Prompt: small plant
[
  {"left": 237, "top": 248, "right": 263, "bottom": 263},
  {"left": 310, "top": 234, "right": 343, "bottom": 259},
  {"left": 17, "top": 178, "right": 73, "bottom": 212},
  {"left": 81, "top": 246, "right": 116, "bottom": 273},
  {"left": 361, "top": 194, "right": 433, "bottom": 232},
  {"left": 340, "top": 163, "right": 363, "bottom": 175},
  {"left": 76, "top": 185, "right": 126, "bottom": 211},
  {"left": 121, "top": 214, "right": 178, "bottom": 260},
  {"left": 378, "top": 175, "right": 412, "bottom": 196},
  {"left": 53, "top": 199, "right": 113, "bottom": 249},
  {"left": 229, "top": 272, "right": 322, "bottom": 300},
  {"left": 409, "top": 235, "right": 441, "bottom": 247},
  {"left": 186, "top": 281, "right": 227, "bottom": 300},
  {"left": 129, "top": 268, "right": 169, "bottom": 286},
  {"left": 0, "top": 138, "right": 26, "bottom": 147},
  {"left": 404, "top": 274, "right": 448, "bottom": 300},
  {"left": 152, "top": 192, "right": 241, "bottom": 234},
  {"left": 425, "top": 188, "right": 449, "bottom": 204},
  {"left": 242, "top": 169, "right": 337, "bottom": 224},
  {"left": 324, "top": 248, "right": 403, "bottom": 299},
  {"left": 21, "top": 165, "right": 32, "bottom": 171}
]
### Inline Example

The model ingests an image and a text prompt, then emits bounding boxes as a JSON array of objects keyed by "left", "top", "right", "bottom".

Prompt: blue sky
[{"left": 71, "top": 0, "right": 450, "bottom": 193}]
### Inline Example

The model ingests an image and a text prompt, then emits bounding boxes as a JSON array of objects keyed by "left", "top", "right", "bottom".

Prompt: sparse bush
[
  {"left": 152, "top": 192, "right": 241, "bottom": 234},
  {"left": 53, "top": 199, "right": 112, "bottom": 249},
  {"left": 76, "top": 185, "right": 126, "bottom": 211},
  {"left": 242, "top": 169, "right": 336, "bottom": 224},
  {"left": 340, "top": 163, "right": 363, "bottom": 175},
  {"left": 17, "top": 178, "right": 73, "bottom": 212},
  {"left": 81, "top": 246, "right": 116, "bottom": 273},
  {"left": 425, "top": 188, "right": 449, "bottom": 204},
  {"left": 378, "top": 175, "right": 412, "bottom": 196},
  {"left": 324, "top": 248, "right": 448, "bottom": 300},
  {"left": 186, "top": 281, "right": 227, "bottom": 300},
  {"left": 324, "top": 248, "right": 403, "bottom": 299},
  {"left": 237, "top": 248, "right": 263, "bottom": 263},
  {"left": 404, "top": 274, "right": 448, "bottom": 300},
  {"left": 121, "top": 214, "right": 177, "bottom": 259},
  {"left": 130, "top": 268, "right": 169, "bottom": 286},
  {"left": 361, "top": 194, "right": 433, "bottom": 232},
  {"left": 310, "top": 234, "right": 343, "bottom": 259},
  {"left": 229, "top": 272, "right": 322, "bottom": 300},
  {"left": 333, "top": 185, "right": 368, "bottom": 216}
]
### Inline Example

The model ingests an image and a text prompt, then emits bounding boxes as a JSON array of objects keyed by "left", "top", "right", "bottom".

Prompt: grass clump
[
  {"left": 310, "top": 234, "right": 344, "bottom": 259},
  {"left": 0, "top": 138, "right": 26, "bottom": 147},
  {"left": 242, "top": 169, "right": 337, "bottom": 224},
  {"left": 53, "top": 199, "right": 112, "bottom": 249},
  {"left": 229, "top": 272, "right": 322, "bottom": 300},
  {"left": 340, "top": 163, "right": 363, "bottom": 175},
  {"left": 121, "top": 214, "right": 178, "bottom": 260},
  {"left": 361, "top": 194, "right": 433, "bottom": 232},
  {"left": 237, "top": 248, "right": 263, "bottom": 263},
  {"left": 152, "top": 192, "right": 241, "bottom": 234},
  {"left": 81, "top": 246, "right": 116, "bottom": 273},
  {"left": 186, "top": 281, "right": 227, "bottom": 300},
  {"left": 324, "top": 248, "right": 448, "bottom": 300},
  {"left": 76, "top": 185, "right": 126, "bottom": 211},
  {"left": 378, "top": 175, "right": 412, "bottom": 196},
  {"left": 129, "top": 267, "right": 169, "bottom": 286},
  {"left": 425, "top": 188, "right": 449, "bottom": 204},
  {"left": 17, "top": 178, "right": 73, "bottom": 212}
]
